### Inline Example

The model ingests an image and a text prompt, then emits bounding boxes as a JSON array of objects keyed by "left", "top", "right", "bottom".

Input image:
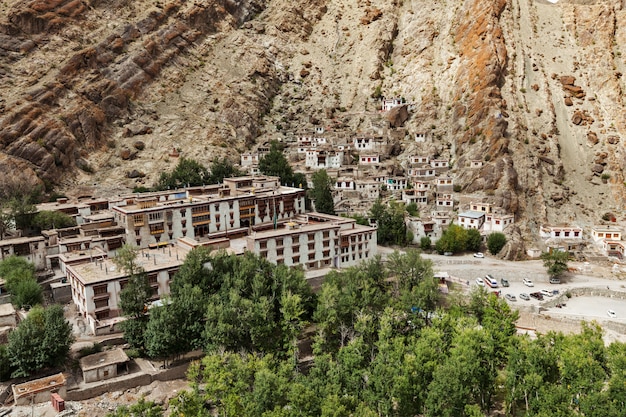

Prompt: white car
[
  {"left": 476, "top": 277, "right": 485, "bottom": 287},
  {"left": 541, "top": 289, "right": 553, "bottom": 298},
  {"left": 473, "top": 252, "right": 484, "bottom": 258},
  {"left": 523, "top": 278, "right": 534, "bottom": 287},
  {"left": 608, "top": 310, "right": 617, "bottom": 318}
]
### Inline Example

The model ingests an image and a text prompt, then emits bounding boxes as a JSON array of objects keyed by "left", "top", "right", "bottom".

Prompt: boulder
[
  {"left": 560, "top": 75, "right": 576, "bottom": 86},
  {"left": 587, "top": 131, "right": 598, "bottom": 145},
  {"left": 607, "top": 135, "right": 620, "bottom": 145},
  {"left": 133, "top": 141, "right": 145, "bottom": 150},
  {"left": 386, "top": 105, "right": 409, "bottom": 128},
  {"left": 592, "top": 164, "right": 604, "bottom": 174}
]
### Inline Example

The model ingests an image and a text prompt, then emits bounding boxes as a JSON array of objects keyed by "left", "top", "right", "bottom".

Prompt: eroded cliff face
[{"left": 1, "top": 0, "right": 625, "bottom": 244}]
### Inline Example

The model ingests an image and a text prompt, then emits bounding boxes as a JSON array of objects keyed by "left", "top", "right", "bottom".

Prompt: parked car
[
  {"left": 505, "top": 294, "right": 517, "bottom": 302},
  {"left": 519, "top": 293, "right": 530, "bottom": 301},
  {"left": 540, "top": 289, "right": 553, "bottom": 298},
  {"left": 608, "top": 310, "right": 617, "bottom": 318},
  {"left": 530, "top": 292, "right": 544, "bottom": 301},
  {"left": 473, "top": 252, "right": 484, "bottom": 258},
  {"left": 444, "top": 252, "right": 453, "bottom": 256},
  {"left": 549, "top": 277, "right": 561, "bottom": 284},
  {"left": 501, "top": 278, "right": 510, "bottom": 287},
  {"left": 476, "top": 277, "right": 485, "bottom": 287},
  {"left": 523, "top": 278, "right": 534, "bottom": 287}
]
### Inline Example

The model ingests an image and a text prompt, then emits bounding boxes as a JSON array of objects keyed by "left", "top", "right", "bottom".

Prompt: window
[
  {"left": 148, "top": 212, "right": 163, "bottom": 222},
  {"left": 292, "top": 256, "right": 300, "bottom": 264},
  {"left": 555, "top": 231, "right": 560, "bottom": 237},
  {"left": 148, "top": 274, "right": 158, "bottom": 285},
  {"left": 119, "top": 279, "right": 129, "bottom": 290},
  {"left": 308, "top": 243, "right": 315, "bottom": 251},
  {"left": 260, "top": 241, "right": 267, "bottom": 250},
  {"left": 293, "top": 246, "right": 300, "bottom": 253},
  {"left": 93, "top": 285, "right": 108, "bottom": 296},
  {"left": 95, "top": 310, "right": 110, "bottom": 320},
  {"left": 277, "top": 248, "right": 284, "bottom": 256},
  {"left": 95, "top": 298, "right": 109, "bottom": 309},
  {"left": 277, "top": 238, "right": 284, "bottom": 247}
]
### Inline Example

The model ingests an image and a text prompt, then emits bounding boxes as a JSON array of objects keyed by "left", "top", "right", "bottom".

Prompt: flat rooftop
[
  {"left": 80, "top": 348, "right": 129, "bottom": 371},
  {"left": 68, "top": 245, "right": 189, "bottom": 284},
  {"left": 13, "top": 373, "right": 65, "bottom": 399}
]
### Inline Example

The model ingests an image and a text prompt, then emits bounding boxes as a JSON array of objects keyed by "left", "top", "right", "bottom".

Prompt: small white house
[
  {"left": 415, "top": 133, "right": 427, "bottom": 143},
  {"left": 409, "top": 155, "right": 430, "bottom": 165},
  {"left": 240, "top": 153, "right": 259, "bottom": 167},
  {"left": 408, "top": 167, "right": 436, "bottom": 179},
  {"left": 469, "top": 202, "right": 493, "bottom": 214},
  {"left": 469, "top": 160, "right": 483, "bottom": 168},
  {"left": 484, "top": 213, "right": 515, "bottom": 232},
  {"left": 305, "top": 149, "right": 343, "bottom": 169},
  {"left": 430, "top": 159, "right": 449, "bottom": 170},
  {"left": 359, "top": 154, "right": 380, "bottom": 165},
  {"left": 355, "top": 180, "right": 380, "bottom": 200},
  {"left": 591, "top": 226, "right": 622, "bottom": 242},
  {"left": 436, "top": 177, "right": 454, "bottom": 191},
  {"left": 457, "top": 211, "right": 485, "bottom": 230},
  {"left": 335, "top": 179, "right": 355, "bottom": 190},
  {"left": 386, "top": 177, "right": 408, "bottom": 192},
  {"left": 436, "top": 194, "right": 454, "bottom": 210},
  {"left": 402, "top": 189, "right": 428, "bottom": 205},
  {"left": 540, "top": 225, "right": 583, "bottom": 240},
  {"left": 381, "top": 97, "right": 404, "bottom": 111}
]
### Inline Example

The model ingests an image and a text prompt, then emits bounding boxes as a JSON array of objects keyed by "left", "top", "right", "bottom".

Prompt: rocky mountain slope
[{"left": 1, "top": 0, "right": 625, "bottom": 245}]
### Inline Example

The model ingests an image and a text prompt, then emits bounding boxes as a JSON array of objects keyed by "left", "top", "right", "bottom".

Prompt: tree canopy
[
  {"left": 487, "top": 232, "right": 507, "bottom": 255},
  {"left": 4, "top": 304, "right": 73, "bottom": 378},
  {"left": 32, "top": 210, "right": 76, "bottom": 230},
  {"left": 258, "top": 141, "right": 306, "bottom": 187},
  {"left": 156, "top": 157, "right": 210, "bottom": 190},
  {"left": 369, "top": 199, "right": 408, "bottom": 246},
  {"left": 0, "top": 256, "right": 42, "bottom": 308},
  {"left": 540, "top": 250, "right": 569, "bottom": 278},
  {"left": 309, "top": 169, "right": 335, "bottom": 215}
]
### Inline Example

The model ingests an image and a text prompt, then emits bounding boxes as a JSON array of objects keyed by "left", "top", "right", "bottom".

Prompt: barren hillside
[{"left": 1, "top": 0, "right": 625, "bottom": 244}]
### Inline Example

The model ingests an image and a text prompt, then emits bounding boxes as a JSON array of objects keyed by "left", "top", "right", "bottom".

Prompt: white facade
[
  {"left": 591, "top": 226, "right": 622, "bottom": 242},
  {"left": 305, "top": 149, "right": 343, "bottom": 169},
  {"left": 112, "top": 177, "right": 306, "bottom": 248},
  {"left": 408, "top": 167, "right": 436, "bottom": 179},
  {"left": 246, "top": 213, "right": 377, "bottom": 270},
  {"left": 484, "top": 213, "right": 515, "bottom": 232},
  {"left": 458, "top": 211, "right": 485, "bottom": 230},
  {"left": 335, "top": 179, "right": 355, "bottom": 190},
  {"left": 355, "top": 181, "right": 380, "bottom": 200},
  {"left": 381, "top": 97, "right": 404, "bottom": 111},
  {"left": 469, "top": 160, "right": 483, "bottom": 168},
  {"left": 386, "top": 177, "right": 408, "bottom": 191},
  {"left": 402, "top": 189, "right": 428, "bottom": 205},
  {"left": 415, "top": 133, "right": 427, "bottom": 142},
  {"left": 409, "top": 156, "right": 430, "bottom": 165},
  {"left": 430, "top": 159, "right": 449, "bottom": 170},
  {"left": 540, "top": 225, "right": 583, "bottom": 240},
  {"left": 436, "top": 177, "right": 454, "bottom": 191},
  {"left": 240, "top": 153, "right": 259, "bottom": 167},
  {"left": 436, "top": 194, "right": 454, "bottom": 210},
  {"left": 64, "top": 245, "right": 188, "bottom": 334},
  {"left": 469, "top": 202, "right": 493, "bottom": 214},
  {"left": 359, "top": 154, "right": 380, "bottom": 164}
]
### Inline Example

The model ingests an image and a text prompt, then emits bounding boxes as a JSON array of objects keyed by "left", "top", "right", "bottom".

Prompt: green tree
[
  {"left": 540, "top": 250, "right": 569, "bottom": 278},
  {"left": 466, "top": 228, "right": 482, "bottom": 252},
  {"left": 420, "top": 236, "right": 432, "bottom": 251},
  {"left": 156, "top": 157, "right": 210, "bottom": 190},
  {"left": 208, "top": 157, "right": 243, "bottom": 184},
  {"left": 0, "top": 256, "right": 42, "bottom": 308},
  {"left": 8, "top": 305, "right": 73, "bottom": 377},
  {"left": 435, "top": 224, "right": 468, "bottom": 254},
  {"left": 115, "top": 245, "right": 152, "bottom": 350},
  {"left": 201, "top": 252, "right": 314, "bottom": 355},
  {"left": 32, "top": 210, "right": 76, "bottom": 230},
  {"left": 259, "top": 141, "right": 299, "bottom": 186},
  {"left": 406, "top": 202, "right": 419, "bottom": 216},
  {"left": 486, "top": 232, "right": 507, "bottom": 255},
  {"left": 310, "top": 170, "right": 335, "bottom": 214},
  {"left": 0, "top": 345, "right": 12, "bottom": 381},
  {"left": 369, "top": 199, "right": 407, "bottom": 246}
]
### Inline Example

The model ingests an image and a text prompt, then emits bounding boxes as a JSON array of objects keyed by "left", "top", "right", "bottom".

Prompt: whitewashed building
[{"left": 457, "top": 211, "right": 485, "bottom": 230}]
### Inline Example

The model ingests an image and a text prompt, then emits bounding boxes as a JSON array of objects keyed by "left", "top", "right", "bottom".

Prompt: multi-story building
[
  {"left": 305, "top": 148, "right": 343, "bottom": 169},
  {"left": 245, "top": 213, "right": 377, "bottom": 270},
  {"left": 63, "top": 244, "right": 189, "bottom": 334},
  {"left": 111, "top": 176, "right": 306, "bottom": 249},
  {"left": 402, "top": 189, "right": 428, "bottom": 205}
]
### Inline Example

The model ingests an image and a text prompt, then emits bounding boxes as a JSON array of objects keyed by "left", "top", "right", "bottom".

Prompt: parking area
[{"left": 415, "top": 252, "right": 626, "bottom": 341}]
